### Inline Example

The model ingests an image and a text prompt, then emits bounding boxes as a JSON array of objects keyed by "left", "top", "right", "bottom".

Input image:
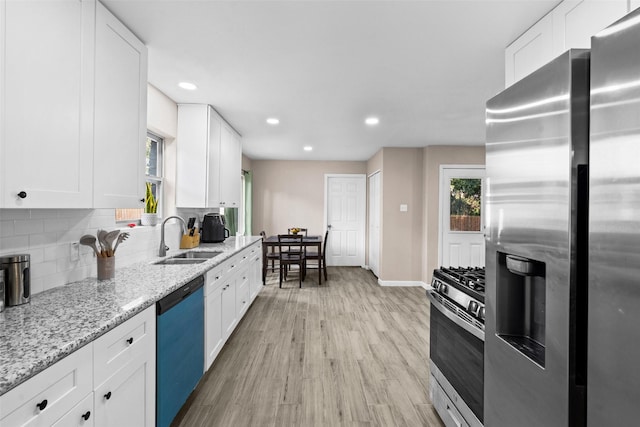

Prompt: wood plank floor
[{"left": 172, "top": 267, "right": 444, "bottom": 427}]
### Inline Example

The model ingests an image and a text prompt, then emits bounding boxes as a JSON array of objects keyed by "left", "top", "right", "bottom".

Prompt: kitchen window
[{"left": 115, "top": 132, "right": 164, "bottom": 222}]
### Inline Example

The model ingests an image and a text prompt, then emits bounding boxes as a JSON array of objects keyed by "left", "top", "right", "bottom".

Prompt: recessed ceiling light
[
  {"left": 303, "top": 146, "right": 313, "bottom": 151},
  {"left": 365, "top": 117, "right": 379, "bottom": 125},
  {"left": 266, "top": 118, "right": 280, "bottom": 125},
  {"left": 178, "top": 82, "right": 197, "bottom": 90}
]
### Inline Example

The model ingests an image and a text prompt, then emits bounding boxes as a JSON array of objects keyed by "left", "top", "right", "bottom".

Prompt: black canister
[{"left": 0, "top": 254, "right": 30, "bottom": 306}]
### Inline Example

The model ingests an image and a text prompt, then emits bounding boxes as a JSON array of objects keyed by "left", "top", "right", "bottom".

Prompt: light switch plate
[{"left": 400, "top": 204, "right": 408, "bottom": 212}]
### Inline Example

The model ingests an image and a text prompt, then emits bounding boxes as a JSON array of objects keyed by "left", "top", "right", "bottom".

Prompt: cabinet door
[
  {"left": 552, "top": 0, "right": 627, "bottom": 53},
  {"left": 205, "top": 285, "right": 224, "bottom": 371},
  {"left": 236, "top": 269, "right": 250, "bottom": 317},
  {"left": 93, "top": 355, "right": 155, "bottom": 427},
  {"left": 219, "top": 123, "right": 242, "bottom": 207},
  {"left": 250, "top": 250, "right": 262, "bottom": 301},
  {"left": 504, "top": 13, "right": 554, "bottom": 87},
  {"left": 93, "top": 2, "right": 147, "bottom": 208},
  {"left": 206, "top": 107, "right": 222, "bottom": 207},
  {"left": 221, "top": 277, "right": 237, "bottom": 339},
  {"left": 176, "top": 104, "right": 209, "bottom": 208},
  {"left": 51, "top": 392, "right": 94, "bottom": 427},
  {"left": 1, "top": 0, "right": 94, "bottom": 208}
]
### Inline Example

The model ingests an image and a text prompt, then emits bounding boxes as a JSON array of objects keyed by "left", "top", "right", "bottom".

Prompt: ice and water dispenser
[{"left": 496, "top": 252, "right": 546, "bottom": 367}]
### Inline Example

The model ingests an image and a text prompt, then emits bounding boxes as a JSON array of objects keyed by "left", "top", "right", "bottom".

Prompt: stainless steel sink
[
  {"left": 153, "top": 250, "right": 223, "bottom": 265},
  {"left": 154, "top": 258, "right": 208, "bottom": 265},
  {"left": 172, "top": 251, "right": 223, "bottom": 259}
]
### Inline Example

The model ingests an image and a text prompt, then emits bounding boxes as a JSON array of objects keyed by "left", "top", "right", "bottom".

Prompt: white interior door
[
  {"left": 325, "top": 174, "right": 366, "bottom": 267},
  {"left": 368, "top": 172, "right": 381, "bottom": 277},
  {"left": 439, "top": 166, "right": 485, "bottom": 268}
]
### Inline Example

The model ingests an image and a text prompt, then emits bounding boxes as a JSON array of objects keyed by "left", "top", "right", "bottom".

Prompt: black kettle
[{"left": 201, "top": 213, "right": 230, "bottom": 243}]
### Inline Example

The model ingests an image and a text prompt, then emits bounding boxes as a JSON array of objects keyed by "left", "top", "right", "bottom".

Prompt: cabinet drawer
[
  {"left": 93, "top": 305, "right": 155, "bottom": 388},
  {"left": 51, "top": 392, "right": 94, "bottom": 427},
  {"left": 0, "top": 344, "right": 92, "bottom": 427},
  {"left": 236, "top": 274, "right": 250, "bottom": 317},
  {"left": 205, "top": 265, "right": 225, "bottom": 295}
]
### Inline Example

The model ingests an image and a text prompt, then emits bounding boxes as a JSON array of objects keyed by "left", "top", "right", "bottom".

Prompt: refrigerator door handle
[{"left": 428, "top": 291, "right": 485, "bottom": 341}]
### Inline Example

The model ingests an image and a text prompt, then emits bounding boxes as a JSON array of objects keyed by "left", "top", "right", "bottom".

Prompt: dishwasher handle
[{"left": 156, "top": 275, "right": 204, "bottom": 315}]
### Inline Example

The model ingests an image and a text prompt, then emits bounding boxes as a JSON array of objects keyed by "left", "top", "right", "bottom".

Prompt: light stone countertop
[{"left": 0, "top": 236, "right": 262, "bottom": 396}]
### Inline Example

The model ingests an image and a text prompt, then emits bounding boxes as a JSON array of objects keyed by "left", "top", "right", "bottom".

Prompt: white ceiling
[{"left": 103, "top": 0, "right": 559, "bottom": 161}]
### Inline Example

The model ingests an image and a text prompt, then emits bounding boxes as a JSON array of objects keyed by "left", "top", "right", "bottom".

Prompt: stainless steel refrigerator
[
  {"left": 484, "top": 49, "right": 590, "bottom": 426},
  {"left": 588, "top": 8, "right": 640, "bottom": 425}
]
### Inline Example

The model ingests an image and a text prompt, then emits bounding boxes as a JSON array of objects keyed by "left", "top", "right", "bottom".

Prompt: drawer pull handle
[
  {"left": 104, "top": 391, "right": 112, "bottom": 400},
  {"left": 81, "top": 411, "right": 91, "bottom": 421},
  {"left": 126, "top": 337, "right": 134, "bottom": 345},
  {"left": 36, "top": 399, "right": 47, "bottom": 410},
  {"left": 17, "top": 191, "right": 27, "bottom": 199}
]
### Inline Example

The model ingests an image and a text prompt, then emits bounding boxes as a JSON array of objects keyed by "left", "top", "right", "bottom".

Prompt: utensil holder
[
  {"left": 180, "top": 233, "right": 200, "bottom": 249},
  {"left": 97, "top": 256, "right": 115, "bottom": 280}
]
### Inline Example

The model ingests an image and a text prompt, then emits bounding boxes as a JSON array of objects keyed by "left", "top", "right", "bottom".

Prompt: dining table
[{"left": 262, "top": 235, "right": 323, "bottom": 285}]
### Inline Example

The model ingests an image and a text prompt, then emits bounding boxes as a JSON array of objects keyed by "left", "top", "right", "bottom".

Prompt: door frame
[
  {"left": 324, "top": 173, "right": 367, "bottom": 267},
  {"left": 438, "top": 164, "right": 486, "bottom": 267},
  {"left": 368, "top": 170, "right": 381, "bottom": 277}
]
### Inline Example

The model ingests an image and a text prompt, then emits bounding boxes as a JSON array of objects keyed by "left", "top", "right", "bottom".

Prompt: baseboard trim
[{"left": 378, "top": 279, "right": 429, "bottom": 288}]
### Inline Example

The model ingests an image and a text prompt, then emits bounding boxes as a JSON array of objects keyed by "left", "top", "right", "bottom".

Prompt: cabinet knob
[
  {"left": 81, "top": 411, "right": 91, "bottom": 421},
  {"left": 17, "top": 191, "right": 27, "bottom": 199},
  {"left": 126, "top": 337, "right": 133, "bottom": 345},
  {"left": 104, "top": 391, "right": 112, "bottom": 400},
  {"left": 139, "top": 198, "right": 144, "bottom": 203},
  {"left": 36, "top": 399, "right": 48, "bottom": 410}
]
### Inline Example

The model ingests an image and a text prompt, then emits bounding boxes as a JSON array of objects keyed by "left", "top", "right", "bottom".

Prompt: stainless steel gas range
[{"left": 427, "top": 267, "right": 485, "bottom": 427}]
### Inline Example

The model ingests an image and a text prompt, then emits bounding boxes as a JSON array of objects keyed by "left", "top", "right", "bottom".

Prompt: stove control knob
[
  {"left": 468, "top": 301, "right": 479, "bottom": 315},
  {"left": 439, "top": 283, "right": 448, "bottom": 294},
  {"left": 478, "top": 307, "right": 485, "bottom": 320}
]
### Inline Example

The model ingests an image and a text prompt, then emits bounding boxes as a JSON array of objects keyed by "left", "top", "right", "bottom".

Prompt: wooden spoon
[
  {"left": 104, "top": 230, "right": 120, "bottom": 257},
  {"left": 79, "top": 235, "right": 102, "bottom": 257}
]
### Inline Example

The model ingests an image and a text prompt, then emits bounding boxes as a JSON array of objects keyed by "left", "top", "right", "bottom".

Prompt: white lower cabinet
[
  {"left": 93, "top": 357, "right": 152, "bottom": 427},
  {"left": 203, "top": 242, "right": 263, "bottom": 372},
  {"left": 204, "top": 266, "right": 225, "bottom": 371},
  {"left": 221, "top": 275, "right": 237, "bottom": 339},
  {"left": 52, "top": 393, "right": 94, "bottom": 427},
  {"left": 0, "top": 306, "right": 155, "bottom": 427},
  {"left": 0, "top": 344, "right": 93, "bottom": 426},
  {"left": 92, "top": 305, "right": 155, "bottom": 427}
]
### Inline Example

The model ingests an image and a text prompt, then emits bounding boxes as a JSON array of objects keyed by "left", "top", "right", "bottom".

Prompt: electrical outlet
[
  {"left": 400, "top": 204, "right": 408, "bottom": 212},
  {"left": 70, "top": 242, "right": 80, "bottom": 261}
]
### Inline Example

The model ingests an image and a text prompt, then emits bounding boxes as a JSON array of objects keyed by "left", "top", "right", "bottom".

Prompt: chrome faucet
[{"left": 159, "top": 216, "right": 187, "bottom": 257}]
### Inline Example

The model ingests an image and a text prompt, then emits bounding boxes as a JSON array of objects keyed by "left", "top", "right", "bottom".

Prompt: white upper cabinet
[
  {"left": 0, "top": 0, "right": 147, "bottom": 209},
  {"left": 93, "top": 1, "right": 147, "bottom": 208},
  {"left": 219, "top": 122, "right": 242, "bottom": 208},
  {"left": 552, "top": 0, "right": 627, "bottom": 52},
  {"left": 1, "top": 0, "right": 95, "bottom": 208},
  {"left": 505, "top": 0, "right": 629, "bottom": 87},
  {"left": 504, "top": 13, "right": 554, "bottom": 87},
  {"left": 176, "top": 104, "right": 242, "bottom": 208}
]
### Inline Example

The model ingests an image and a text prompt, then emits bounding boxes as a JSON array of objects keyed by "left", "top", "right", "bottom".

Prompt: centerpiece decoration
[{"left": 290, "top": 227, "right": 301, "bottom": 235}]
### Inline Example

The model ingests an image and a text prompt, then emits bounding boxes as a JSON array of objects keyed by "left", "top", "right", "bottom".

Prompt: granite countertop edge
[{"left": 0, "top": 236, "right": 262, "bottom": 396}]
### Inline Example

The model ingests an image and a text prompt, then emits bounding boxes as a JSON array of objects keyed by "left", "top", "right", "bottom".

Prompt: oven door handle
[{"left": 428, "top": 291, "right": 485, "bottom": 341}]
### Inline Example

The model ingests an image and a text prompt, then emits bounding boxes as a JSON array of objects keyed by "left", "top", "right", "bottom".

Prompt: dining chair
[
  {"left": 260, "top": 231, "right": 279, "bottom": 275},
  {"left": 282, "top": 227, "right": 308, "bottom": 257},
  {"left": 305, "top": 228, "right": 329, "bottom": 282},
  {"left": 277, "top": 234, "right": 306, "bottom": 288}
]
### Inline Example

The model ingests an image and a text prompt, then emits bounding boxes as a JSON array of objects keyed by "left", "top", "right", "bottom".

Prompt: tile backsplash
[{"left": 0, "top": 209, "right": 182, "bottom": 295}]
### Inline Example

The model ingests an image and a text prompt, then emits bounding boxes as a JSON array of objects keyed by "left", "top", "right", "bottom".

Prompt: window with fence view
[{"left": 449, "top": 178, "right": 481, "bottom": 232}]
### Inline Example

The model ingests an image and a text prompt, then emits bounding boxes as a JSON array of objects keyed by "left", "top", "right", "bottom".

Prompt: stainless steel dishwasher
[{"left": 156, "top": 275, "right": 204, "bottom": 427}]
